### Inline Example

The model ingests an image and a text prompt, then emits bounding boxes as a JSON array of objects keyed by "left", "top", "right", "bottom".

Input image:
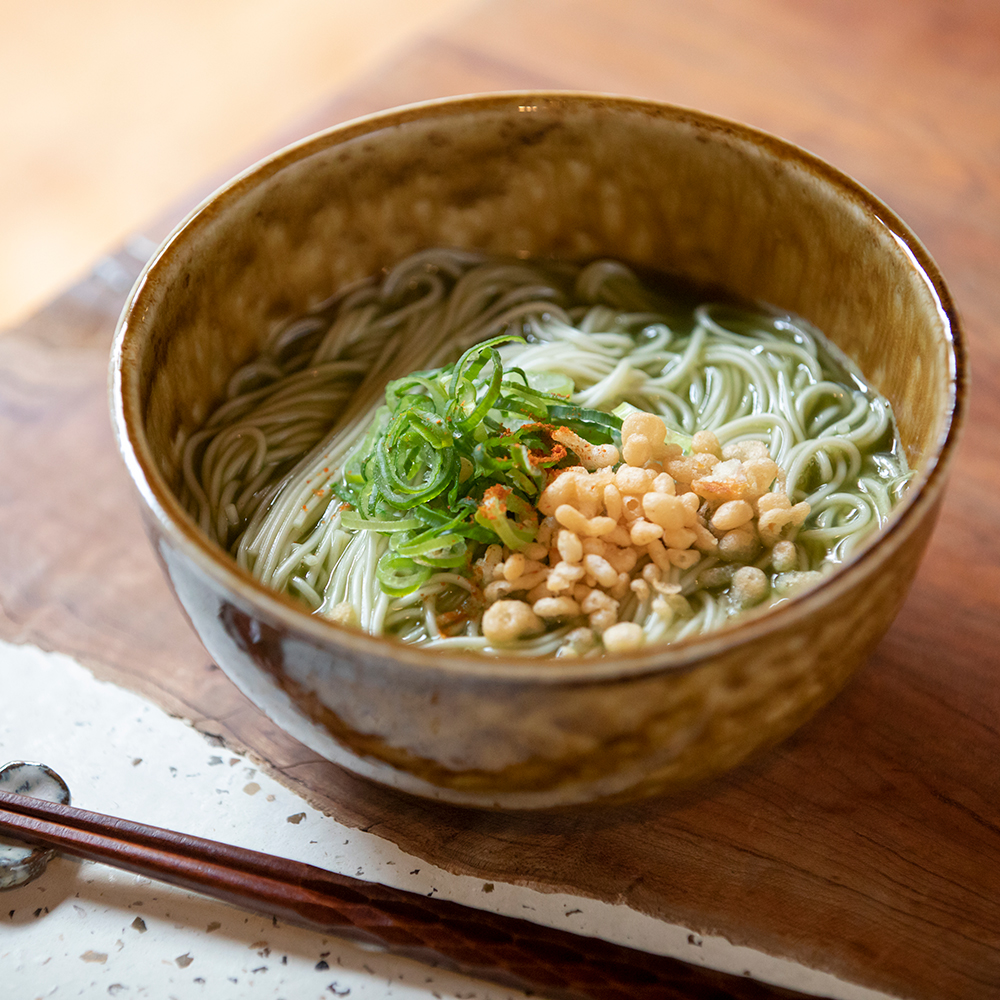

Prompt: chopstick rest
[{"left": 0, "top": 761, "right": 71, "bottom": 889}]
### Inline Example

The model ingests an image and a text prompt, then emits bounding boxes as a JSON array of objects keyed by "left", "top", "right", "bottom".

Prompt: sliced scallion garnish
[{"left": 333, "top": 335, "right": 622, "bottom": 594}]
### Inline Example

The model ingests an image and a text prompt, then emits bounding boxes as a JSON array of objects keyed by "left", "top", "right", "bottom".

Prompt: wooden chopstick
[{"left": 0, "top": 789, "right": 809, "bottom": 1000}]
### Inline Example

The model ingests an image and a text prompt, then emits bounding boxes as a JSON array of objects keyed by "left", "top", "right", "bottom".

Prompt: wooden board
[{"left": 2, "top": 1, "right": 998, "bottom": 997}]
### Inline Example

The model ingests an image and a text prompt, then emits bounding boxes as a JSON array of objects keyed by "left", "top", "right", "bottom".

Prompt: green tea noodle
[{"left": 178, "top": 249, "right": 910, "bottom": 656}]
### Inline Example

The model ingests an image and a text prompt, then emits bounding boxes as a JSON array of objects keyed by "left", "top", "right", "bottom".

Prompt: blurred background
[{"left": 0, "top": 0, "right": 475, "bottom": 331}]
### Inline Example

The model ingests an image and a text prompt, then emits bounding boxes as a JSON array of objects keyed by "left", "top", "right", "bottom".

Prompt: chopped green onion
[
  {"left": 332, "top": 334, "right": 622, "bottom": 595},
  {"left": 340, "top": 512, "right": 422, "bottom": 532},
  {"left": 375, "top": 552, "right": 433, "bottom": 596}
]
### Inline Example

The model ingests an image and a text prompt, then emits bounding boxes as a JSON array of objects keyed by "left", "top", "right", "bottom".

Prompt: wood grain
[
  {"left": 0, "top": 789, "right": 814, "bottom": 1000},
  {"left": 1, "top": 1, "right": 998, "bottom": 998}
]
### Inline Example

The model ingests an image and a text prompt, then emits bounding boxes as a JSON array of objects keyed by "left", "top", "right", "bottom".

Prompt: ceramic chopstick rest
[{"left": 0, "top": 761, "right": 71, "bottom": 889}]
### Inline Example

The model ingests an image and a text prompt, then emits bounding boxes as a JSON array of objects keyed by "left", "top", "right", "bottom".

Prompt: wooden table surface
[{"left": 2, "top": 1, "right": 998, "bottom": 998}]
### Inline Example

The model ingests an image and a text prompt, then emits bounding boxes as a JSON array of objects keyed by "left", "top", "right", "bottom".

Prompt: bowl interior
[{"left": 117, "top": 93, "right": 961, "bottom": 650}]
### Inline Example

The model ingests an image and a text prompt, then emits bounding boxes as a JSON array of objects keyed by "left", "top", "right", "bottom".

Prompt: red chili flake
[
  {"left": 528, "top": 443, "right": 567, "bottom": 467},
  {"left": 544, "top": 465, "right": 573, "bottom": 486},
  {"left": 499, "top": 422, "right": 567, "bottom": 468},
  {"left": 515, "top": 421, "right": 557, "bottom": 436}
]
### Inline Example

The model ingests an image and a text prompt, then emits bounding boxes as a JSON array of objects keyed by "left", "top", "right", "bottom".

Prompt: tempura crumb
[
  {"left": 480, "top": 410, "right": 810, "bottom": 651},
  {"left": 328, "top": 602, "right": 360, "bottom": 628}
]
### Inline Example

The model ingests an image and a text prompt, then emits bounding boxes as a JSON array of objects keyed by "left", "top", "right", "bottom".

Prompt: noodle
[{"left": 179, "top": 250, "right": 911, "bottom": 656}]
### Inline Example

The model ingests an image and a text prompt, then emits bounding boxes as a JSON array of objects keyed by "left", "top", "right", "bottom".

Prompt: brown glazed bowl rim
[{"left": 110, "top": 90, "right": 967, "bottom": 686}]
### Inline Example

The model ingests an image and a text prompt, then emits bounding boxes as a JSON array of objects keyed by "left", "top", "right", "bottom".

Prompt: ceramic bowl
[{"left": 110, "top": 93, "right": 965, "bottom": 809}]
